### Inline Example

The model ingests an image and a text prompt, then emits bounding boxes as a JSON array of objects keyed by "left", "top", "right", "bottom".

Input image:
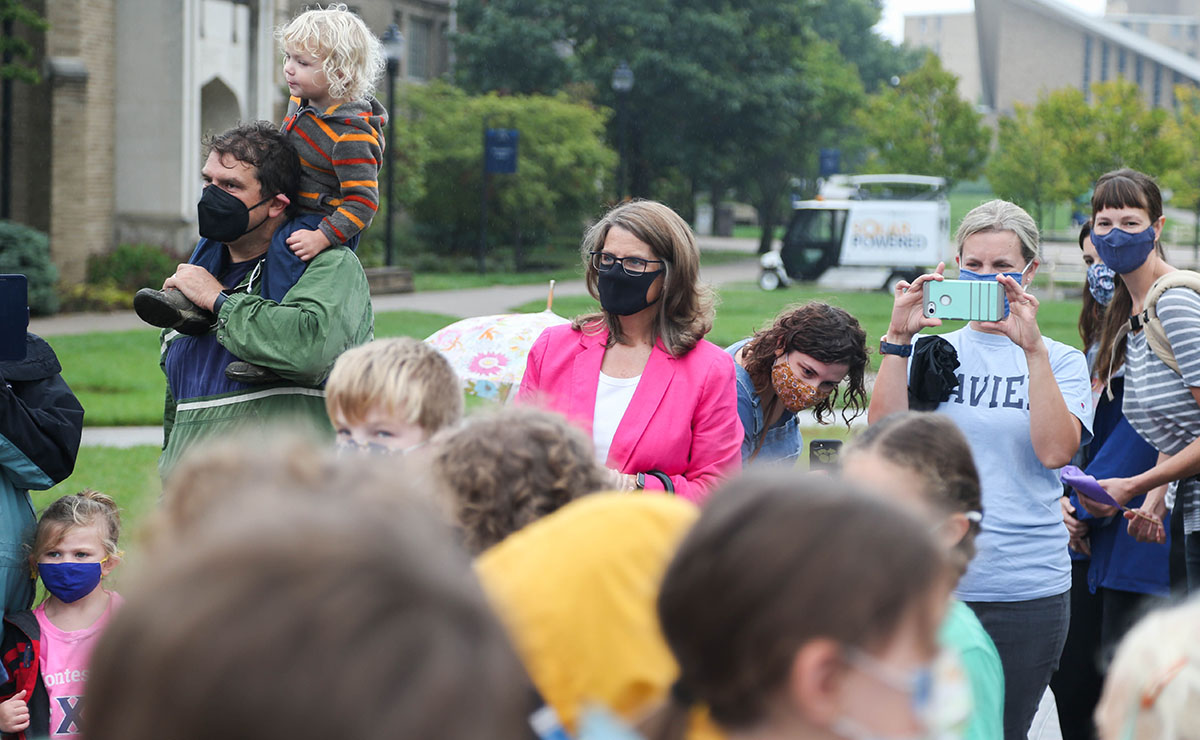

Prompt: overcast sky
[{"left": 875, "top": 0, "right": 1107, "bottom": 42}]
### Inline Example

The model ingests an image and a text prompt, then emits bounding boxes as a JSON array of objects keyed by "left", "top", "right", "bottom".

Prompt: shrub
[
  {"left": 405, "top": 82, "right": 615, "bottom": 253},
  {"left": 86, "top": 243, "right": 179, "bottom": 292},
  {"left": 0, "top": 221, "right": 58, "bottom": 315}
]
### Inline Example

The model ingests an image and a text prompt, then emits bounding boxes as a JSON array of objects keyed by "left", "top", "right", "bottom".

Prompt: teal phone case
[{"left": 922, "top": 279, "right": 1003, "bottom": 322}]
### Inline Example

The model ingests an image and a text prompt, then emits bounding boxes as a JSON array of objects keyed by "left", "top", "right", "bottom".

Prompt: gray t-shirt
[{"left": 1123, "top": 287, "right": 1200, "bottom": 533}]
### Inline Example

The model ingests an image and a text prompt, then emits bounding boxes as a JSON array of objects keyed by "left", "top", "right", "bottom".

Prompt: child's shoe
[
  {"left": 134, "top": 288, "right": 216, "bottom": 335},
  {"left": 225, "top": 361, "right": 281, "bottom": 385}
]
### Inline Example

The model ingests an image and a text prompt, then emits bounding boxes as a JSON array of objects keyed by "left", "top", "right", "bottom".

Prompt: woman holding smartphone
[{"left": 869, "top": 199, "right": 1093, "bottom": 740}]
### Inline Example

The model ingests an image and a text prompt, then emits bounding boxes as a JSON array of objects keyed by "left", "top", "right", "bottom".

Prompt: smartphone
[
  {"left": 809, "top": 439, "right": 843, "bottom": 472},
  {"left": 923, "top": 279, "right": 1004, "bottom": 322},
  {"left": 0, "top": 274, "right": 28, "bottom": 362}
]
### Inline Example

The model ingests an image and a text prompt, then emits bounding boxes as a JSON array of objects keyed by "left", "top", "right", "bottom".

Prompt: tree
[
  {"left": 1037, "top": 80, "right": 1179, "bottom": 200},
  {"left": 732, "top": 39, "right": 864, "bottom": 253},
  {"left": 856, "top": 53, "right": 989, "bottom": 187},
  {"left": 404, "top": 82, "right": 615, "bottom": 253},
  {"left": 452, "top": 0, "right": 873, "bottom": 219},
  {"left": 811, "top": 0, "right": 923, "bottom": 92},
  {"left": 986, "top": 103, "right": 1073, "bottom": 231},
  {"left": 1163, "top": 85, "right": 1200, "bottom": 254},
  {"left": 0, "top": 0, "right": 47, "bottom": 84}
]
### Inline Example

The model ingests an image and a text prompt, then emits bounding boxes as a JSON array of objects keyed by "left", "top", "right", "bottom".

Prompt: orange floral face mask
[{"left": 771, "top": 360, "right": 832, "bottom": 413}]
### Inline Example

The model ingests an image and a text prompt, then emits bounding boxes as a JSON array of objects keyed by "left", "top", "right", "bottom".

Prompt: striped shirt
[
  {"left": 1123, "top": 287, "right": 1200, "bottom": 533},
  {"left": 282, "top": 95, "right": 386, "bottom": 246}
]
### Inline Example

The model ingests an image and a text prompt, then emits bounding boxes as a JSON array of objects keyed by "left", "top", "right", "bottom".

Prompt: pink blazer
[{"left": 517, "top": 323, "right": 743, "bottom": 502}]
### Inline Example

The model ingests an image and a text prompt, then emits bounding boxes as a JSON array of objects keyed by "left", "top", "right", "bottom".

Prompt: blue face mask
[
  {"left": 959, "top": 262, "right": 1032, "bottom": 318},
  {"left": 1090, "top": 225, "right": 1156, "bottom": 275},
  {"left": 38, "top": 561, "right": 104, "bottom": 603},
  {"left": 1086, "top": 262, "right": 1117, "bottom": 306}
]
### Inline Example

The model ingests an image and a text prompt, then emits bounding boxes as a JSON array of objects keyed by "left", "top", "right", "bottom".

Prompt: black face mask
[
  {"left": 197, "top": 185, "right": 274, "bottom": 243},
  {"left": 597, "top": 268, "right": 663, "bottom": 316}
]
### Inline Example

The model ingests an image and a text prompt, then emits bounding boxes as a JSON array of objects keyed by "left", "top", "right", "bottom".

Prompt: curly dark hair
[
  {"left": 204, "top": 121, "right": 301, "bottom": 214},
  {"left": 432, "top": 407, "right": 609, "bottom": 554},
  {"left": 739, "top": 302, "right": 869, "bottom": 425}
]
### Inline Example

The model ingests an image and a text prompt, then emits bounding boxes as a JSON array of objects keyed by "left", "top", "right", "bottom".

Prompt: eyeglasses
[{"left": 589, "top": 250, "right": 665, "bottom": 276}]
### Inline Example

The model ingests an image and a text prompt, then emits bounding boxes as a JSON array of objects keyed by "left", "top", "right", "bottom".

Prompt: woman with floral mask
[
  {"left": 1086, "top": 169, "right": 1200, "bottom": 594},
  {"left": 728, "top": 302, "right": 868, "bottom": 464},
  {"left": 517, "top": 200, "right": 742, "bottom": 503},
  {"left": 869, "top": 199, "right": 1094, "bottom": 740},
  {"left": 1052, "top": 220, "right": 1168, "bottom": 740}
]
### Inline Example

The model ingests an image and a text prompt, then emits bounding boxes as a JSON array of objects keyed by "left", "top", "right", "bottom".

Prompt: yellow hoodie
[{"left": 476, "top": 493, "right": 721, "bottom": 740}]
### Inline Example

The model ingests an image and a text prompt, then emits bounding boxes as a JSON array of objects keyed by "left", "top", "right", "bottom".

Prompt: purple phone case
[{"left": 1059, "top": 465, "right": 1123, "bottom": 508}]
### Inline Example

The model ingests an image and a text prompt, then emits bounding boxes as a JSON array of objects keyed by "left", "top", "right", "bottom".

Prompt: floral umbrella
[{"left": 425, "top": 283, "right": 570, "bottom": 402}]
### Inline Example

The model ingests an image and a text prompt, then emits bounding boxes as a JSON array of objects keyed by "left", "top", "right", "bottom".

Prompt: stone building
[
  {"left": 903, "top": 0, "right": 1200, "bottom": 117},
  {"left": 1, "top": 0, "right": 451, "bottom": 285}
]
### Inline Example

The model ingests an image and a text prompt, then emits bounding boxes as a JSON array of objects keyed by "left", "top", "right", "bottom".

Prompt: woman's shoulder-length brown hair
[{"left": 571, "top": 200, "right": 715, "bottom": 357}]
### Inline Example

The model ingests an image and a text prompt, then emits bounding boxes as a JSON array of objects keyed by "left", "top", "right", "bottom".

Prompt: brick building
[{"left": 1, "top": 0, "right": 451, "bottom": 286}]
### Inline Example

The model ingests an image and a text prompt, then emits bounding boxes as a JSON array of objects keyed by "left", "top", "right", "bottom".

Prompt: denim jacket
[{"left": 726, "top": 339, "right": 802, "bottom": 464}]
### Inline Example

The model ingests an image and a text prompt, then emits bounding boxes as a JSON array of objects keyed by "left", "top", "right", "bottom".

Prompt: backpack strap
[{"left": 1130, "top": 270, "right": 1200, "bottom": 376}]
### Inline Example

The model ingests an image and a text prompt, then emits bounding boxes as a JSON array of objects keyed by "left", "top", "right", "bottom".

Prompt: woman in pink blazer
[{"left": 517, "top": 200, "right": 742, "bottom": 503}]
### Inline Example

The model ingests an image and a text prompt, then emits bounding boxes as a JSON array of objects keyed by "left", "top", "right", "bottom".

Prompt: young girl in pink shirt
[{"left": 0, "top": 490, "right": 123, "bottom": 740}]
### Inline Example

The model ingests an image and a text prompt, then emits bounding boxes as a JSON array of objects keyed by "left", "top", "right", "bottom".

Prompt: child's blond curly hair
[{"left": 276, "top": 3, "right": 384, "bottom": 102}]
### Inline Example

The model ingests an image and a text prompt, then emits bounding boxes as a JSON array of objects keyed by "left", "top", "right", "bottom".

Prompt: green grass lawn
[
  {"left": 45, "top": 310, "right": 463, "bottom": 427},
  {"left": 44, "top": 281, "right": 1085, "bottom": 427}
]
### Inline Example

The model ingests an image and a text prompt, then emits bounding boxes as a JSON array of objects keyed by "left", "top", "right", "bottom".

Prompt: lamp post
[
  {"left": 611, "top": 61, "right": 634, "bottom": 200},
  {"left": 381, "top": 23, "right": 405, "bottom": 267}
]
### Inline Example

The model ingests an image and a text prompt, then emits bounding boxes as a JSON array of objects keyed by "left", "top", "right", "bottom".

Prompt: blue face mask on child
[
  {"left": 38, "top": 560, "right": 105, "bottom": 603},
  {"left": 958, "top": 262, "right": 1032, "bottom": 318}
]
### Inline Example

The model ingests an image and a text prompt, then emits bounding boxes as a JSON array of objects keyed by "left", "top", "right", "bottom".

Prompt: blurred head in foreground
[
  {"left": 643, "top": 471, "right": 952, "bottom": 740},
  {"left": 1095, "top": 599, "right": 1200, "bottom": 740},
  {"left": 843, "top": 410, "right": 983, "bottom": 580},
  {"left": 433, "top": 406, "right": 608, "bottom": 554},
  {"left": 88, "top": 446, "right": 531, "bottom": 740}
]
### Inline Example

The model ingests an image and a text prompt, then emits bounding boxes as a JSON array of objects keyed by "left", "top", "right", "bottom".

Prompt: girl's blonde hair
[
  {"left": 1098, "top": 600, "right": 1200, "bottom": 740},
  {"left": 31, "top": 489, "right": 122, "bottom": 565},
  {"left": 276, "top": 3, "right": 384, "bottom": 102}
]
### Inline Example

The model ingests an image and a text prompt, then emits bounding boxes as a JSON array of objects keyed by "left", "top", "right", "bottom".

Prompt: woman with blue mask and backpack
[
  {"left": 1051, "top": 220, "right": 1169, "bottom": 740},
  {"left": 1087, "top": 169, "right": 1200, "bottom": 594},
  {"left": 869, "top": 199, "right": 1094, "bottom": 740}
]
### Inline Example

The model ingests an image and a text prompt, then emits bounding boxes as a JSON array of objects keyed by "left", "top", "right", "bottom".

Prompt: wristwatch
[{"left": 879, "top": 337, "right": 913, "bottom": 358}]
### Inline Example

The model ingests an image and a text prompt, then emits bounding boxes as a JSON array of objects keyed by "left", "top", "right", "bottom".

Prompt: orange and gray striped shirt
[{"left": 282, "top": 95, "right": 387, "bottom": 246}]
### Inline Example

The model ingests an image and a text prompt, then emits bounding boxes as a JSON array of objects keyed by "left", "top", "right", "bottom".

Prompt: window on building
[
  {"left": 1118, "top": 47, "right": 1127, "bottom": 77},
  {"left": 408, "top": 16, "right": 432, "bottom": 80},
  {"left": 1100, "top": 41, "right": 1109, "bottom": 82},
  {"left": 920, "top": 18, "right": 927, "bottom": 34},
  {"left": 1153, "top": 63, "right": 1162, "bottom": 107},
  {"left": 1136, "top": 55, "right": 1144, "bottom": 85}
]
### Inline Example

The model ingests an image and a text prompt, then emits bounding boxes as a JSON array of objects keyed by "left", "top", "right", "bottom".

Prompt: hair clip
[{"left": 1141, "top": 657, "right": 1188, "bottom": 710}]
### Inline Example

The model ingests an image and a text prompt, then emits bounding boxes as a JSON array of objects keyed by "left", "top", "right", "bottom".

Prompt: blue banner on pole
[
  {"left": 818, "top": 148, "right": 840, "bottom": 177},
  {"left": 485, "top": 129, "right": 519, "bottom": 174}
]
